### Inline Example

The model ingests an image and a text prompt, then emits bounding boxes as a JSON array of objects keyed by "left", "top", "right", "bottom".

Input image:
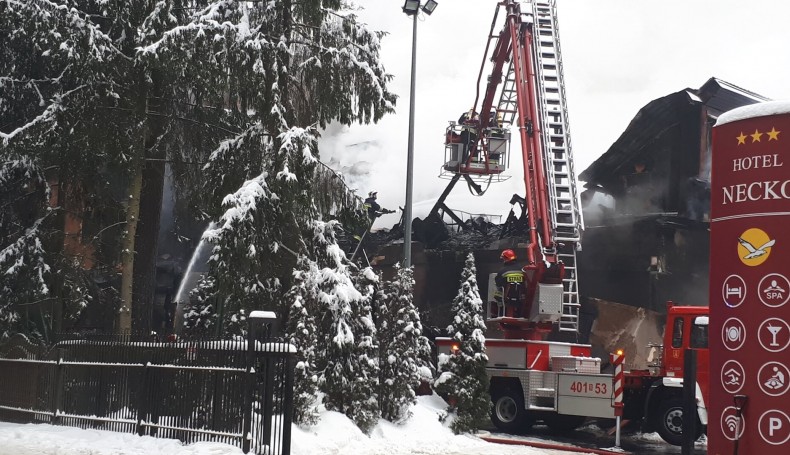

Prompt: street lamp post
[{"left": 402, "top": 0, "right": 437, "bottom": 268}]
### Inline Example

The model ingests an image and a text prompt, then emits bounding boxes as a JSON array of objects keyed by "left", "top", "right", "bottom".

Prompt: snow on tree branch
[
  {"left": 4, "top": 0, "right": 132, "bottom": 62},
  {"left": 1, "top": 85, "right": 85, "bottom": 144},
  {"left": 207, "top": 173, "right": 273, "bottom": 242}
]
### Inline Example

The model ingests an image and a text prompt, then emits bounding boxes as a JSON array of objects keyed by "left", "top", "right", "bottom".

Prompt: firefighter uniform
[
  {"left": 494, "top": 261, "right": 526, "bottom": 318},
  {"left": 458, "top": 110, "right": 479, "bottom": 162}
]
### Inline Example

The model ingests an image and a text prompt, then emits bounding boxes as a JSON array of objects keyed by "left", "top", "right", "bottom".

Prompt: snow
[
  {"left": 0, "top": 422, "right": 243, "bottom": 455},
  {"left": 248, "top": 310, "right": 276, "bottom": 320},
  {"left": 0, "top": 396, "right": 585, "bottom": 455},
  {"left": 715, "top": 99, "right": 790, "bottom": 126}
]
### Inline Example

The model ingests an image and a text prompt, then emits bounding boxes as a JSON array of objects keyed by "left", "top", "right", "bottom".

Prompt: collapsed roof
[{"left": 579, "top": 77, "right": 770, "bottom": 191}]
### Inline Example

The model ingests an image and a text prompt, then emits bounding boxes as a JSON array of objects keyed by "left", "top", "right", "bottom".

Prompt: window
[
  {"left": 672, "top": 317, "right": 684, "bottom": 348},
  {"left": 691, "top": 321, "right": 708, "bottom": 349}
]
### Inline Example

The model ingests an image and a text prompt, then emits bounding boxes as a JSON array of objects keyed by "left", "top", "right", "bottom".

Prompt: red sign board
[{"left": 710, "top": 103, "right": 790, "bottom": 454}]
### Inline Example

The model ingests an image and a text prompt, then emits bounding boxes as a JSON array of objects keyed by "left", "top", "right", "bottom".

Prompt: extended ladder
[
  {"left": 531, "top": 0, "right": 582, "bottom": 334},
  {"left": 556, "top": 242, "right": 581, "bottom": 334},
  {"left": 496, "top": 59, "right": 519, "bottom": 128},
  {"left": 530, "top": 0, "right": 582, "bottom": 243},
  {"left": 492, "top": 1, "right": 582, "bottom": 334},
  {"left": 495, "top": 2, "right": 583, "bottom": 241}
]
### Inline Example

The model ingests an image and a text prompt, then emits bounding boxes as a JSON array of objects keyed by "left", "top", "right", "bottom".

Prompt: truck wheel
[
  {"left": 656, "top": 397, "right": 687, "bottom": 446},
  {"left": 491, "top": 388, "right": 531, "bottom": 433}
]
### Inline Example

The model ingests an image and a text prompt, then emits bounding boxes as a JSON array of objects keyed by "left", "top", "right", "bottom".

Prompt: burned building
[
  {"left": 348, "top": 78, "right": 773, "bottom": 364},
  {"left": 577, "top": 77, "right": 770, "bottom": 313}
]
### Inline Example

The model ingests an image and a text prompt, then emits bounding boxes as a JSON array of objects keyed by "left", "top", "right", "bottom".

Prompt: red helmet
[{"left": 500, "top": 249, "right": 517, "bottom": 262}]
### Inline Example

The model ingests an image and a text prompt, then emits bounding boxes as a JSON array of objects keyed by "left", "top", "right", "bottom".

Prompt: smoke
[
  {"left": 318, "top": 122, "right": 378, "bottom": 195},
  {"left": 580, "top": 189, "right": 615, "bottom": 226}
]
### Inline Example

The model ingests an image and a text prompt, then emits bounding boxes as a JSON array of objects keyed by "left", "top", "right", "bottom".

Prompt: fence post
[
  {"left": 51, "top": 348, "right": 65, "bottom": 426},
  {"left": 136, "top": 350, "right": 152, "bottom": 437},
  {"left": 244, "top": 311, "right": 277, "bottom": 454},
  {"left": 242, "top": 316, "right": 258, "bottom": 453},
  {"left": 281, "top": 354, "right": 296, "bottom": 455}
]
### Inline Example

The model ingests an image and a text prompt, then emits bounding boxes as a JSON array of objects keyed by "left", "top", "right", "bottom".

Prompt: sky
[
  {"left": 0, "top": 396, "right": 589, "bottom": 455},
  {"left": 319, "top": 0, "right": 790, "bottom": 229}
]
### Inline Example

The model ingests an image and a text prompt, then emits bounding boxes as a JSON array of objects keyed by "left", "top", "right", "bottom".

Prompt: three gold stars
[{"left": 736, "top": 127, "right": 781, "bottom": 145}]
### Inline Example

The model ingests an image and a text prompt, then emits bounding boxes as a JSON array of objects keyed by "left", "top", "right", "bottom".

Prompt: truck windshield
[{"left": 691, "top": 321, "right": 708, "bottom": 348}]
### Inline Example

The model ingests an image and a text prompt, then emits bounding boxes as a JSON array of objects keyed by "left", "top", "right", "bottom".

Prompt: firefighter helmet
[{"left": 500, "top": 249, "right": 517, "bottom": 263}]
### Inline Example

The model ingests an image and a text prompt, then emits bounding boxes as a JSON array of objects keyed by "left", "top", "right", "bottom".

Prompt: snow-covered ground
[{"left": 0, "top": 396, "right": 588, "bottom": 455}]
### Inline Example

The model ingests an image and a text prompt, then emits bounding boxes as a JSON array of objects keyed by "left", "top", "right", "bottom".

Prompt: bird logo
[
  {"left": 737, "top": 228, "right": 775, "bottom": 266},
  {"left": 738, "top": 237, "right": 775, "bottom": 259}
]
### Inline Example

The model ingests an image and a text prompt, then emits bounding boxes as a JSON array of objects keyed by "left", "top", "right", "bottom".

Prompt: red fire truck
[
  {"left": 438, "top": 301, "right": 710, "bottom": 446},
  {"left": 433, "top": 0, "right": 710, "bottom": 446}
]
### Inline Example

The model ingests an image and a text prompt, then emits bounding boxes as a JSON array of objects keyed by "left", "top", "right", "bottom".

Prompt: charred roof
[{"left": 579, "top": 77, "right": 770, "bottom": 188}]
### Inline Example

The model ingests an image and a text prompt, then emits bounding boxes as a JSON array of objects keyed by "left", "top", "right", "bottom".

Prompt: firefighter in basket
[{"left": 493, "top": 249, "right": 526, "bottom": 318}]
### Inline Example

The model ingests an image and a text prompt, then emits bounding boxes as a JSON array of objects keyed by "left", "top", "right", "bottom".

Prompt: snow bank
[
  {"left": 0, "top": 396, "right": 583, "bottom": 455},
  {"left": 292, "top": 395, "right": 581, "bottom": 454},
  {"left": 0, "top": 422, "right": 243, "bottom": 455}
]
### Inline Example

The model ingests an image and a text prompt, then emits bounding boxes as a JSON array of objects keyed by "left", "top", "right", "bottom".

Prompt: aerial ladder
[{"left": 432, "top": 0, "right": 584, "bottom": 339}]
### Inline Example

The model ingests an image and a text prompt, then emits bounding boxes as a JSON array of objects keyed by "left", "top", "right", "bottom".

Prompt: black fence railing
[{"left": 0, "top": 314, "right": 294, "bottom": 455}]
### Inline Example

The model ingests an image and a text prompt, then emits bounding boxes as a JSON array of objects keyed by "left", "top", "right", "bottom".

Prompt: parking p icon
[{"left": 759, "top": 410, "right": 790, "bottom": 445}]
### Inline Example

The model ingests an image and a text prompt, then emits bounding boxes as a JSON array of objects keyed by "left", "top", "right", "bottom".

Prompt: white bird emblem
[{"left": 738, "top": 237, "right": 775, "bottom": 259}]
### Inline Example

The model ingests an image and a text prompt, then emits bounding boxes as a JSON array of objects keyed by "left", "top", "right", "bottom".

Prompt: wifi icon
[{"left": 721, "top": 407, "right": 746, "bottom": 441}]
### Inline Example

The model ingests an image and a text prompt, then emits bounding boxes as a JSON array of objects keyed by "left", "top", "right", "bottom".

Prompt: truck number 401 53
[{"left": 569, "top": 381, "right": 607, "bottom": 395}]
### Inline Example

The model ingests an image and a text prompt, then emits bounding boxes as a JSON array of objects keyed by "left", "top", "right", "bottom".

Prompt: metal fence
[{"left": 0, "top": 314, "right": 295, "bottom": 455}]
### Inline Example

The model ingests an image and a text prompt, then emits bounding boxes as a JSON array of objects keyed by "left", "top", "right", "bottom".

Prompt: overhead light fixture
[
  {"left": 402, "top": 0, "right": 420, "bottom": 15},
  {"left": 400, "top": 0, "right": 437, "bottom": 268},
  {"left": 422, "top": 0, "right": 438, "bottom": 15}
]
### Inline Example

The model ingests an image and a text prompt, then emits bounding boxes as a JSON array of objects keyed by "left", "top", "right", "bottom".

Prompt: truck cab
[
  {"left": 661, "top": 302, "right": 710, "bottom": 397},
  {"left": 637, "top": 301, "right": 709, "bottom": 446}
]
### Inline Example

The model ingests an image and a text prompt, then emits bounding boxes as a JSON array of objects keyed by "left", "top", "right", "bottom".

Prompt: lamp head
[
  {"left": 402, "top": 0, "right": 420, "bottom": 15},
  {"left": 422, "top": 0, "right": 438, "bottom": 15},
  {"left": 402, "top": 0, "right": 438, "bottom": 16}
]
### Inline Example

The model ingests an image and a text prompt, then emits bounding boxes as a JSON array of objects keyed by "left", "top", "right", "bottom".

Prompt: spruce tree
[
  {"left": 377, "top": 263, "right": 434, "bottom": 423},
  {"left": 181, "top": 274, "right": 218, "bottom": 339},
  {"left": 2, "top": 1, "right": 393, "bottom": 337},
  {"left": 435, "top": 253, "right": 490, "bottom": 434},
  {"left": 348, "top": 264, "right": 381, "bottom": 433},
  {"left": 284, "top": 255, "right": 322, "bottom": 426},
  {"left": 176, "top": 1, "right": 396, "bottom": 336},
  {"left": 309, "top": 220, "right": 380, "bottom": 433},
  {"left": 0, "top": 1, "right": 126, "bottom": 338}
]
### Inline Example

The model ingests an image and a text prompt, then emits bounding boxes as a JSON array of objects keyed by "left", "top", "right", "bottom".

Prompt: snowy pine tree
[
  {"left": 377, "top": 263, "right": 434, "bottom": 423},
  {"left": 2, "top": 0, "right": 393, "bottom": 336},
  {"left": 284, "top": 255, "right": 321, "bottom": 426},
  {"left": 181, "top": 274, "right": 218, "bottom": 339},
  {"left": 173, "top": 1, "right": 395, "bottom": 336},
  {"left": 348, "top": 263, "right": 381, "bottom": 433},
  {"left": 308, "top": 220, "right": 379, "bottom": 434},
  {"left": 0, "top": 158, "right": 91, "bottom": 340},
  {"left": 435, "top": 252, "right": 490, "bottom": 434}
]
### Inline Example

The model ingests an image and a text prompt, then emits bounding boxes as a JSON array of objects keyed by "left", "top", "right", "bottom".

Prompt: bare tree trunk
[
  {"left": 132, "top": 150, "right": 165, "bottom": 335},
  {"left": 118, "top": 160, "right": 143, "bottom": 333},
  {"left": 51, "top": 169, "right": 65, "bottom": 337},
  {"left": 118, "top": 87, "right": 147, "bottom": 333},
  {"left": 132, "top": 72, "right": 166, "bottom": 336}
]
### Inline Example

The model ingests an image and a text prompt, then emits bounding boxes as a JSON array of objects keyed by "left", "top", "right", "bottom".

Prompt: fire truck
[{"left": 433, "top": 0, "right": 710, "bottom": 446}]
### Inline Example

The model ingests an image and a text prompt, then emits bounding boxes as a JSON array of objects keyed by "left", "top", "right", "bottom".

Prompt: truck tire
[
  {"left": 491, "top": 388, "right": 531, "bottom": 433},
  {"left": 657, "top": 396, "right": 701, "bottom": 446}
]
